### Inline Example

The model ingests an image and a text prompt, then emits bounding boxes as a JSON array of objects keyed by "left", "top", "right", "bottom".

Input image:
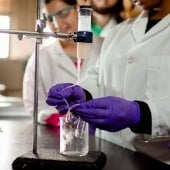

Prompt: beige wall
[
  {"left": 0, "top": 0, "right": 38, "bottom": 97},
  {"left": 11, "top": 0, "right": 36, "bottom": 31},
  {"left": 0, "top": 59, "right": 26, "bottom": 97},
  {"left": 9, "top": 0, "right": 36, "bottom": 60}
]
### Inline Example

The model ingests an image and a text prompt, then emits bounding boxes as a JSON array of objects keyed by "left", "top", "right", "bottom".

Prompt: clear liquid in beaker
[{"left": 60, "top": 117, "right": 89, "bottom": 156}]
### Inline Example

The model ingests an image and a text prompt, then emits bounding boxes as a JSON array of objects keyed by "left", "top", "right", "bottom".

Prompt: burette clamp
[{"left": 73, "top": 31, "right": 93, "bottom": 43}]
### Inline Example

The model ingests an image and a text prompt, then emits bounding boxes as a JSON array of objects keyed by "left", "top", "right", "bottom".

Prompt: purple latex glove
[
  {"left": 72, "top": 96, "right": 141, "bottom": 132},
  {"left": 46, "top": 83, "right": 85, "bottom": 113}
]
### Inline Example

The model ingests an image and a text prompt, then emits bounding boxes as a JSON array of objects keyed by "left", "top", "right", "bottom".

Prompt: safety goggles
[{"left": 47, "top": 6, "right": 75, "bottom": 22}]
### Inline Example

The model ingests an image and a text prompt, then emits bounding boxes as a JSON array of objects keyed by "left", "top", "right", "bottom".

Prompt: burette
[
  {"left": 76, "top": 6, "right": 92, "bottom": 83},
  {"left": 0, "top": 0, "right": 93, "bottom": 155},
  {"left": 64, "top": 5, "right": 93, "bottom": 137}
]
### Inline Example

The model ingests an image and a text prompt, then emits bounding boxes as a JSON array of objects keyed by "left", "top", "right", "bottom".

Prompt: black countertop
[{"left": 0, "top": 116, "right": 169, "bottom": 170}]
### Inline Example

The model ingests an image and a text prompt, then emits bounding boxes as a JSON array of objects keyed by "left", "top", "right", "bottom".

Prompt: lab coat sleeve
[
  {"left": 79, "top": 23, "right": 123, "bottom": 97},
  {"left": 144, "top": 97, "right": 170, "bottom": 140},
  {"left": 79, "top": 58, "right": 101, "bottom": 98},
  {"left": 23, "top": 54, "right": 57, "bottom": 124}
]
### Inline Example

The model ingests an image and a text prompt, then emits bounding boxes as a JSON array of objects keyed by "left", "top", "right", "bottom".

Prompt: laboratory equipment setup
[{"left": 0, "top": 0, "right": 106, "bottom": 170}]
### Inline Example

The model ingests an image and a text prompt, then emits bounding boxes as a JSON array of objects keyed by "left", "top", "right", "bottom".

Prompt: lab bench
[{"left": 0, "top": 115, "right": 170, "bottom": 170}]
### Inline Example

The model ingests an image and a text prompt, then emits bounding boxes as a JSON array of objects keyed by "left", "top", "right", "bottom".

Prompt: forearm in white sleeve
[{"left": 79, "top": 61, "right": 100, "bottom": 98}]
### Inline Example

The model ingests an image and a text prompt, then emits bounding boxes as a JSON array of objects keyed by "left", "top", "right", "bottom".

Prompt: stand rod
[
  {"left": 0, "top": 29, "right": 75, "bottom": 39},
  {"left": 32, "top": 0, "right": 41, "bottom": 155}
]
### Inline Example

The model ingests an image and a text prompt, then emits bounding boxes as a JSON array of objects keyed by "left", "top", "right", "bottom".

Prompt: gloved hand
[
  {"left": 46, "top": 83, "right": 85, "bottom": 113},
  {"left": 72, "top": 96, "right": 141, "bottom": 132}
]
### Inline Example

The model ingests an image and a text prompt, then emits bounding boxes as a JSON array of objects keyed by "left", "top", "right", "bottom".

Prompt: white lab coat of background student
[
  {"left": 23, "top": 36, "right": 103, "bottom": 124},
  {"left": 80, "top": 11, "right": 170, "bottom": 164}
]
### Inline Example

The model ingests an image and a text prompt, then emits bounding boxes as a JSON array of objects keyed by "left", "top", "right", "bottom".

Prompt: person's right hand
[{"left": 46, "top": 83, "right": 85, "bottom": 113}]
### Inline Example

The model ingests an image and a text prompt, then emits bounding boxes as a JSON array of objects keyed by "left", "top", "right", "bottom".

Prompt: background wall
[
  {"left": 0, "top": 0, "right": 37, "bottom": 97},
  {"left": 10, "top": 0, "right": 36, "bottom": 60}
]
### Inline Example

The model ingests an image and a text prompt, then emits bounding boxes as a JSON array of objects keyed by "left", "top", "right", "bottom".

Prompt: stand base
[{"left": 12, "top": 149, "right": 106, "bottom": 170}]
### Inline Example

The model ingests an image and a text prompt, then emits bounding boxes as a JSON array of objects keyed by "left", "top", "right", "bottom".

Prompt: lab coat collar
[
  {"left": 100, "top": 18, "right": 117, "bottom": 38},
  {"left": 132, "top": 11, "right": 170, "bottom": 43},
  {"left": 52, "top": 41, "right": 77, "bottom": 78}
]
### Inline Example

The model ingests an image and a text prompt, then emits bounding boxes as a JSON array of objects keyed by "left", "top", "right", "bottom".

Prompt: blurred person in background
[
  {"left": 78, "top": 0, "right": 124, "bottom": 37},
  {"left": 23, "top": 0, "right": 102, "bottom": 127},
  {"left": 120, "top": 0, "right": 142, "bottom": 19},
  {"left": 91, "top": 0, "right": 124, "bottom": 37}
]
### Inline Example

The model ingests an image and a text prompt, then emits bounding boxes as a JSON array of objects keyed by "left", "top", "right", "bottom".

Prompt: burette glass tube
[{"left": 77, "top": 6, "right": 92, "bottom": 60}]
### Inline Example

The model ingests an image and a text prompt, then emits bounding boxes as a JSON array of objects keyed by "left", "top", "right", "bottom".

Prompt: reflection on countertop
[
  {"left": 0, "top": 95, "right": 23, "bottom": 107},
  {"left": 0, "top": 95, "right": 29, "bottom": 117}
]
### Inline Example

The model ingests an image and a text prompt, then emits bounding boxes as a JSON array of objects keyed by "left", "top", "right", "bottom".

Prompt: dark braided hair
[
  {"left": 112, "top": 0, "right": 124, "bottom": 23},
  {"left": 44, "top": 0, "right": 77, "bottom": 5}
]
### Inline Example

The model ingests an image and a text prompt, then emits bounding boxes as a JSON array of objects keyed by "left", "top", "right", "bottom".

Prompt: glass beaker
[{"left": 60, "top": 116, "right": 89, "bottom": 156}]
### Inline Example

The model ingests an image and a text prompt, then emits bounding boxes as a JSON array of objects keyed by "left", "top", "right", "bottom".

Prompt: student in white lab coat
[
  {"left": 23, "top": 0, "right": 102, "bottom": 126},
  {"left": 46, "top": 0, "right": 170, "bottom": 164}
]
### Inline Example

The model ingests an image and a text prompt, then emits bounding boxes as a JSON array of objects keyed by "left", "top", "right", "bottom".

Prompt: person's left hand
[
  {"left": 72, "top": 96, "right": 141, "bottom": 132},
  {"left": 46, "top": 83, "right": 85, "bottom": 113}
]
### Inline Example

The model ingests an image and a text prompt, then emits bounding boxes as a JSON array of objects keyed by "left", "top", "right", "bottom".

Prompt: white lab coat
[
  {"left": 23, "top": 36, "right": 103, "bottom": 124},
  {"left": 80, "top": 11, "right": 170, "bottom": 164},
  {"left": 99, "top": 18, "right": 117, "bottom": 38}
]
